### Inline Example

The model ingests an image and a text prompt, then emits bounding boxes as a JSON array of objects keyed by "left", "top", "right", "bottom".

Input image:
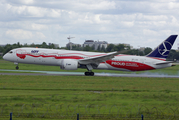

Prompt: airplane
[{"left": 3, "top": 35, "right": 178, "bottom": 76}]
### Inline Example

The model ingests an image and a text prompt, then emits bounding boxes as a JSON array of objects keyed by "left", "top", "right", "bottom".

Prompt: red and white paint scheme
[{"left": 3, "top": 35, "right": 178, "bottom": 76}]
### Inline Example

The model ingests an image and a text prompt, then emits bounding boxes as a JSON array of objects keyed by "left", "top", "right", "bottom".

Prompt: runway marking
[{"left": 0, "top": 69, "right": 179, "bottom": 78}]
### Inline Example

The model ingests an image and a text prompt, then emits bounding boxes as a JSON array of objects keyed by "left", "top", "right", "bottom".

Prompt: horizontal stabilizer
[{"left": 155, "top": 61, "right": 176, "bottom": 65}]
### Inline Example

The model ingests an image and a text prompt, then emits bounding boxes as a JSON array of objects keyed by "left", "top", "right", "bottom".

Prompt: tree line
[{"left": 0, "top": 42, "right": 179, "bottom": 60}]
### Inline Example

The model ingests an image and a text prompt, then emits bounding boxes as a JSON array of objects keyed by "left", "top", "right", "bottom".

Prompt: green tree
[
  {"left": 49, "top": 43, "right": 55, "bottom": 49},
  {"left": 101, "top": 45, "right": 106, "bottom": 52},
  {"left": 83, "top": 45, "right": 92, "bottom": 51},
  {"left": 126, "top": 49, "right": 138, "bottom": 55},
  {"left": 106, "top": 44, "right": 115, "bottom": 52},
  {"left": 24, "top": 43, "right": 29, "bottom": 47},
  {"left": 17, "top": 42, "right": 21, "bottom": 47},
  {"left": 174, "top": 52, "right": 179, "bottom": 60},
  {"left": 41, "top": 42, "right": 48, "bottom": 48},
  {"left": 97, "top": 45, "right": 101, "bottom": 52},
  {"left": 125, "top": 45, "right": 131, "bottom": 50},
  {"left": 3, "top": 44, "right": 13, "bottom": 55},
  {"left": 114, "top": 44, "right": 125, "bottom": 51},
  {"left": 167, "top": 49, "right": 177, "bottom": 60},
  {"left": 0, "top": 46, "right": 3, "bottom": 52},
  {"left": 144, "top": 47, "right": 152, "bottom": 55}
]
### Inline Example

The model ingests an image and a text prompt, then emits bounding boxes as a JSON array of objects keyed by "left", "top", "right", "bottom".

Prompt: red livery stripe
[
  {"left": 106, "top": 60, "right": 155, "bottom": 71},
  {"left": 16, "top": 53, "right": 84, "bottom": 60}
]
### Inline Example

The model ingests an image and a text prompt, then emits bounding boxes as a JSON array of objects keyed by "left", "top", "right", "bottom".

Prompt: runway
[{"left": 0, "top": 69, "right": 179, "bottom": 78}]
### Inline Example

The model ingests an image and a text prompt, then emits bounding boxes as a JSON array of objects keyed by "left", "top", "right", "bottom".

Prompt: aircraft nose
[
  {"left": 3, "top": 54, "right": 7, "bottom": 60},
  {"left": 3, "top": 53, "right": 9, "bottom": 61}
]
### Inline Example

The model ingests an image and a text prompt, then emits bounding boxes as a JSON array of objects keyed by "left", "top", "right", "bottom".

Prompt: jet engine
[{"left": 59, "top": 59, "right": 78, "bottom": 70}]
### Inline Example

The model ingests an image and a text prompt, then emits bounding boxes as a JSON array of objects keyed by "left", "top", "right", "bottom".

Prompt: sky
[{"left": 0, "top": 0, "right": 179, "bottom": 49}]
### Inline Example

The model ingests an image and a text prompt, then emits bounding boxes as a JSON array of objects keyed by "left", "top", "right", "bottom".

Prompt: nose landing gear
[
  {"left": 16, "top": 66, "right": 19, "bottom": 70},
  {"left": 14, "top": 62, "right": 19, "bottom": 70}
]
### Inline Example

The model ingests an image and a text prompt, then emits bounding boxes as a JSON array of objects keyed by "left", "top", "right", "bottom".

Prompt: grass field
[{"left": 0, "top": 60, "right": 179, "bottom": 119}]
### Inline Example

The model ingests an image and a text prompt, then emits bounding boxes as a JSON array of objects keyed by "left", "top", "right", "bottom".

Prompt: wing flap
[{"left": 79, "top": 51, "right": 120, "bottom": 65}]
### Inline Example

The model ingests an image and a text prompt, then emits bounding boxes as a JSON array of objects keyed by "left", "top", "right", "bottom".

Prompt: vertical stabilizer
[{"left": 146, "top": 35, "right": 178, "bottom": 59}]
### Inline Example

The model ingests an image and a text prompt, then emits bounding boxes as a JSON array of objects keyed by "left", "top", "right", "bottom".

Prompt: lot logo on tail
[{"left": 158, "top": 41, "right": 172, "bottom": 56}]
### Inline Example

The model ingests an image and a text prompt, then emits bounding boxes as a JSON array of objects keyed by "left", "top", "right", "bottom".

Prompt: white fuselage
[{"left": 3, "top": 47, "right": 172, "bottom": 71}]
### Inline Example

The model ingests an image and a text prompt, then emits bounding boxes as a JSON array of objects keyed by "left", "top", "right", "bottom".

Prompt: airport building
[
  {"left": 83, "top": 40, "right": 108, "bottom": 50},
  {"left": 66, "top": 42, "right": 81, "bottom": 50}
]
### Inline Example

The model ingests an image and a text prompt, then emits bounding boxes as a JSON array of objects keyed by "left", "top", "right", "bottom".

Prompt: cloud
[
  {"left": 5, "top": 29, "right": 46, "bottom": 41},
  {"left": 20, "top": 0, "right": 34, "bottom": 4},
  {"left": 31, "top": 23, "right": 48, "bottom": 30},
  {"left": 0, "top": 0, "right": 179, "bottom": 49},
  {"left": 76, "top": 1, "right": 116, "bottom": 10},
  {"left": 36, "top": 32, "right": 46, "bottom": 39},
  {"left": 6, "top": 29, "right": 33, "bottom": 39}
]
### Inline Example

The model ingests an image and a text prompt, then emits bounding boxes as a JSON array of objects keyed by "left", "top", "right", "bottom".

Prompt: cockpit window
[{"left": 9, "top": 51, "right": 13, "bottom": 54}]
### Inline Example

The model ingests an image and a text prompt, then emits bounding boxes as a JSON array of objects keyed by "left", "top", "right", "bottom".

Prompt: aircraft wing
[{"left": 79, "top": 51, "right": 120, "bottom": 65}]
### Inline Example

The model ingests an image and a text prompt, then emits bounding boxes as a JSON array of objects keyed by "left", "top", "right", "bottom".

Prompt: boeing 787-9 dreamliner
[{"left": 3, "top": 35, "right": 178, "bottom": 76}]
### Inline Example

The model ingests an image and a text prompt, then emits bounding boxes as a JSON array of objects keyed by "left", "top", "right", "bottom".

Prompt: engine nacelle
[{"left": 59, "top": 59, "right": 78, "bottom": 70}]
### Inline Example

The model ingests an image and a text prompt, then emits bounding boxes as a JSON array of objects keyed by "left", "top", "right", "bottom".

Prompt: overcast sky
[{"left": 0, "top": 0, "right": 179, "bottom": 49}]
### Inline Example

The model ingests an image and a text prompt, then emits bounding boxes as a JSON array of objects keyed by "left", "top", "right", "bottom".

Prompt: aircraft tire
[
  {"left": 90, "top": 72, "right": 94, "bottom": 76},
  {"left": 85, "top": 72, "right": 94, "bottom": 76},
  {"left": 16, "top": 66, "right": 19, "bottom": 70},
  {"left": 85, "top": 72, "right": 89, "bottom": 76}
]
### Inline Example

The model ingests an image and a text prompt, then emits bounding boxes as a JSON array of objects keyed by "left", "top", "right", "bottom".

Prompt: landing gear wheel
[
  {"left": 84, "top": 72, "right": 94, "bottom": 76},
  {"left": 90, "top": 72, "right": 94, "bottom": 76},
  {"left": 16, "top": 66, "right": 19, "bottom": 70},
  {"left": 85, "top": 72, "right": 89, "bottom": 76}
]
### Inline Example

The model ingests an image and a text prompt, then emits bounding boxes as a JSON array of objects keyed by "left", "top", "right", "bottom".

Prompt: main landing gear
[
  {"left": 84, "top": 64, "right": 95, "bottom": 76},
  {"left": 84, "top": 71, "right": 94, "bottom": 76}
]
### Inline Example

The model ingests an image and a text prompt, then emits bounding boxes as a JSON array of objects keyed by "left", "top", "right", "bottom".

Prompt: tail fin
[{"left": 146, "top": 35, "right": 178, "bottom": 59}]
